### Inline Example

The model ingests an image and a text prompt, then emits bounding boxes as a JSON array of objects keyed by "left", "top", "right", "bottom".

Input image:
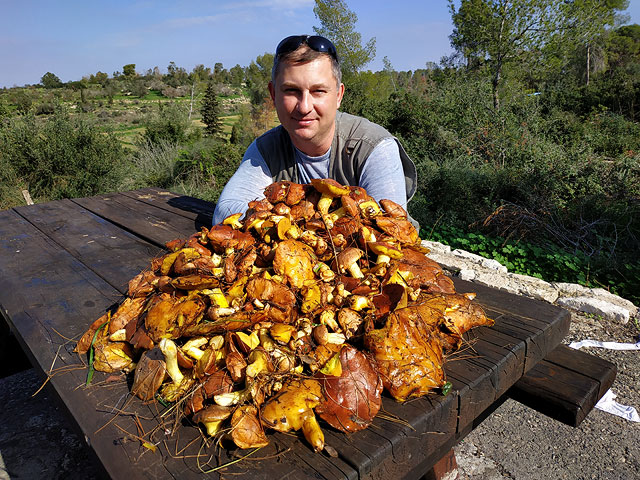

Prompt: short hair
[{"left": 271, "top": 45, "right": 342, "bottom": 87}]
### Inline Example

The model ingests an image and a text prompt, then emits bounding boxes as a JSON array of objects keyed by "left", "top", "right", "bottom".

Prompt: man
[{"left": 212, "top": 34, "right": 417, "bottom": 225}]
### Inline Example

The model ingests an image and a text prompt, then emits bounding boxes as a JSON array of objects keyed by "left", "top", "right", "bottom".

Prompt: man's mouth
[{"left": 293, "top": 117, "right": 315, "bottom": 126}]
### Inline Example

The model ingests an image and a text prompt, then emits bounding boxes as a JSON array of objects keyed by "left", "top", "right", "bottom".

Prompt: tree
[
  {"left": 200, "top": 82, "right": 223, "bottom": 137},
  {"left": 313, "top": 0, "right": 376, "bottom": 75},
  {"left": 191, "top": 64, "right": 211, "bottom": 83},
  {"left": 41, "top": 72, "right": 62, "bottom": 89},
  {"left": 229, "top": 64, "right": 245, "bottom": 87},
  {"left": 449, "top": 0, "right": 629, "bottom": 108},
  {"left": 559, "top": 0, "right": 629, "bottom": 85},
  {"left": 212, "top": 63, "right": 229, "bottom": 84},
  {"left": 245, "top": 53, "right": 274, "bottom": 107},
  {"left": 123, "top": 64, "right": 136, "bottom": 77},
  {"left": 166, "top": 61, "right": 189, "bottom": 87}
]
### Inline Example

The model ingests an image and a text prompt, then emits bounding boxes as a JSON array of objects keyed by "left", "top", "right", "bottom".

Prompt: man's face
[{"left": 269, "top": 56, "right": 344, "bottom": 156}]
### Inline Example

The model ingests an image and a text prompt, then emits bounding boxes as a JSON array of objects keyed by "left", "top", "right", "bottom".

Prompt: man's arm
[
  {"left": 358, "top": 138, "right": 408, "bottom": 208},
  {"left": 212, "top": 141, "right": 273, "bottom": 225}
]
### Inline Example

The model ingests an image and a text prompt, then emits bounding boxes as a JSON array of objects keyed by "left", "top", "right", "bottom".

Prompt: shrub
[
  {"left": 0, "top": 110, "right": 125, "bottom": 204},
  {"left": 174, "top": 138, "right": 242, "bottom": 202},
  {"left": 122, "top": 140, "right": 180, "bottom": 189},
  {"left": 141, "top": 102, "right": 192, "bottom": 145}
]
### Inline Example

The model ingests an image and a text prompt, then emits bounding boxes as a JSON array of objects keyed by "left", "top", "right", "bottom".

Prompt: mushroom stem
[
  {"left": 348, "top": 263, "right": 364, "bottom": 279},
  {"left": 159, "top": 338, "right": 184, "bottom": 385}
]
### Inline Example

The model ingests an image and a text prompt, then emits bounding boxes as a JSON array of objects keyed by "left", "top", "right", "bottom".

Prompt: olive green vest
[{"left": 255, "top": 111, "right": 417, "bottom": 202}]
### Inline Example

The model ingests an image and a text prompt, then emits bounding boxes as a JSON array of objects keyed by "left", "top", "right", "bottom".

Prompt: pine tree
[{"left": 200, "top": 82, "right": 222, "bottom": 137}]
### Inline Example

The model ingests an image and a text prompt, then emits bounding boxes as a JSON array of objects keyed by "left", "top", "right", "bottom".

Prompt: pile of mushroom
[{"left": 75, "top": 179, "right": 493, "bottom": 453}]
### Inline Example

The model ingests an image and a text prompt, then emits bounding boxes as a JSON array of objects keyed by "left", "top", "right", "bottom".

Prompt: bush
[
  {"left": 0, "top": 110, "right": 125, "bottom": 204},
  {"left": 141, "top": 102, "right": 192, "bottom": 145},
  {"left": 174, "top": 138, "right": 242, "bottom": 202},
  {"left": 122, "top": 140, "right": 180, "bottom": 189}
]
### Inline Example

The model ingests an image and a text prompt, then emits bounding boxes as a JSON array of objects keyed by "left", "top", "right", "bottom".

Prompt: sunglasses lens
[
  {"left": 276, "top": 35, "right": 306, "bottom": 56},
  {"left": 306, "top": 36, "right": 337, "bottom": 58},
  {"left": 276, "top": 35, "right": 338, "bottom": 61}
]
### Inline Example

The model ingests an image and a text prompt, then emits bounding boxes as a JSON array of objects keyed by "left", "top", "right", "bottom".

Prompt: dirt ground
[
  {"left": 455, "top": 311, "right": 640, "bottom": 480},
  {"left": 0, "top": 310, "right": 637, "bottom": 480}
]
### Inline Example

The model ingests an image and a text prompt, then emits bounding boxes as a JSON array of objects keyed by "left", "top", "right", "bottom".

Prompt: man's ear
[
  {"left": 268, "top": 81, "right": 276, "bottom": 102},
  {"left": 336, "top": 83, "right": 345, "bottom": 109}
]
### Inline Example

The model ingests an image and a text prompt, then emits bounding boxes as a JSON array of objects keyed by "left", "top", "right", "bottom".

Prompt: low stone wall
[{"left": 422, "top": 240, "right": 638, "bottom": 324}]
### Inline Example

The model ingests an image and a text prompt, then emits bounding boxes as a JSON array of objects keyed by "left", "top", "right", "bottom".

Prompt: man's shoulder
[{"left": 335, "top": 111, "right": 392, "bottom": 143}]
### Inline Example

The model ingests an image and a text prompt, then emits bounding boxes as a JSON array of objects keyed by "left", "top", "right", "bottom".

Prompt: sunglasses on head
[{"left": 275, "top": 35, "right": 338, "bottom": 61}]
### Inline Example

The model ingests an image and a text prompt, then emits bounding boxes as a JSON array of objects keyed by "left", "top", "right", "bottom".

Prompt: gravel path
[{"left": 455, "top": 311, "right": 640, "bottom": 480}]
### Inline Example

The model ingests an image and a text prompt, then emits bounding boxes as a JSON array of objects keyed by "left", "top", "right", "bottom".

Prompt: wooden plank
[
  {"left": 508, "top": 345, "right": 617, "bottom": 427},
  {"left": 273, "top": 431, "right": 356, "bottom": 480},
  {"left": 120, "top": 188, "right": 215, "bottom": 224},
  {"left": 13, "top": 198, "right": 161, "bottom": 294},
  {"left": 543, "top": 344, "right": 617, "bottom": 400},
  {"left": 72, "top": 193, "right": 199, "bottom": 247},
  {"left": 0, "top": 210, "right": 175, "bottom": 479},
  {"left": 445, "top": 358, "right": 495, "bottom": 432},
  {"left": 365, "top": 393, "right": 458, "bottom": 480}
]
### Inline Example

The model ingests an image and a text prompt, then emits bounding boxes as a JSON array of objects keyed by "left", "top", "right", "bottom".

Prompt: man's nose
[{"left": 297, "top": 91, "right": 312, "bottom": 114}]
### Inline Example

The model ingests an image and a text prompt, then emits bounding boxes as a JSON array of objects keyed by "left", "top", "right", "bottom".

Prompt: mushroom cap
[
  {"left": 367, "top": 241, "right": 403, "bottom": 259},
  {"left": 336, "top": 247, "right": 364, "bottom": 268},
  {"left": 374, "top": 217, "right": 419, "bottom": 245},
  {"left": 223, "top": 212, "right": 243, "bottom": 224},
  {"left": 192, "top": 404, "right": 232, "bottom": 423},
  {"left": 379, "top": 199, "right": 407, "bottom": 219},
  {"left": 310, "top": 178, "right": 350, "bottom": 197},
  {"left": 340, "top": 195, "right": 359, "bottom": 217}
]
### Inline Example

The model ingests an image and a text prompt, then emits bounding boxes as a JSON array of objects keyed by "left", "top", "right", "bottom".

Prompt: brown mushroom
[
  {"left": 375, "top": 217, "right": 419, "bottom": 245},
  {"left": 314, "top": 345, "right": 382, "bottom": 433},
  {"left": 380, "top": 199, "right": 408, "bottom": 218},
  {"left": 193, "top": 404, "right": 232, "bottom": 437},
  {"left": 336, "top": 247, "right": 365, "bottom": 279},
  {"left": 231, "top": 405, "right": 270, "bottom": 449},
  {"left": 131, "top": 347, "right": 167, "bottom": 402}
]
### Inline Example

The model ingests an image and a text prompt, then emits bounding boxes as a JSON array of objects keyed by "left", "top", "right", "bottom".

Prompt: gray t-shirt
[{"left": 212, "top": 137, "right": 406, "bottom": 225}]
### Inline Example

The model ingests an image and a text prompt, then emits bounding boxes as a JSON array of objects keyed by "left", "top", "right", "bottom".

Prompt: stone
[
  {"left": 556, "top": 296, "right": 632, "bottom": 324},
  {"left": 421, "top": 240, "right": 451, "bottom": 254}
]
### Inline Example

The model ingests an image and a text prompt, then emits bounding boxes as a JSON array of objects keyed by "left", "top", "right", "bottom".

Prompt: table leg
[{"left": 422, "top": 449, "right": 459, "bottom": 480}]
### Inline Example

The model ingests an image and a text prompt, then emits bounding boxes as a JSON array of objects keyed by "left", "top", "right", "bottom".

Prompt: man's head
[
  {"left": 269, "top": 35, "right": 344, "bottom": 156},
  {"left": 271, "top": 35, "right": 342, "bottom": 87}
]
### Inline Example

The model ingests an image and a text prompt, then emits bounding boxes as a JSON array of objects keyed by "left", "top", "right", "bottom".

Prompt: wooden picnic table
[{"left": 0, "top": 189, "right": 571, "bottom": 480}]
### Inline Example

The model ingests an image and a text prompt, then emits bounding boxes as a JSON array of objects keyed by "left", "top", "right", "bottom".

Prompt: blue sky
[{"left": 1, "top": 0, "right": 639, "bottom": 88}]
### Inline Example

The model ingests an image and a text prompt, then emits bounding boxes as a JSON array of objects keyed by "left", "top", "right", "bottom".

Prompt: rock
[{"left": 556, "top": 296, "right": 632, "bottom": 324}]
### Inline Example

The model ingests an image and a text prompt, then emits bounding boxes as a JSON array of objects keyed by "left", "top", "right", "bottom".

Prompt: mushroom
[
  {"left": 314, "top": 345, "right": 382, "bottom": 433},
  {"left": 313, "top": 324, "right": 346, "bottom": 345},
  {"left": 231, "top": 405, "right": 270, "bottom": 449},
  {"left": 313, "top": 262, "right": 335, "bottom": 282},
  {"left": 380, "top": 199, "right": 407, "bottom": 218},
  {"left": 131, "top": 347, "right": 167, "bottom": 402},
  {"left": 375, "top": 217, "right": 419, "bottom": 245},
  {"left": 245, "top": 347, "right": 273, "bottom": 378},
  {"left": 158, "top": 338, "right": 184, "bottom": 385},
  {"left": 337, "top": 308, "right": 363, "bottom": 339},
  {"left": 272, "top": 240, "right": 316, "bottom": 289},
  {"left": 367, "top": 241, "right": 403, "bottom": 265},
  {"left": 358, "top": 200, "right": 382, "bottom": 219},
  {"left": 310, "top": 179, "right": 350, "bottom": 215},
  {"left": 223, "top": 212, "right": 244, "bottom": 230},
  {"left": 336, "top": 247, "right": 365, "bottom": 279},
  {"left": 192, "top": 405, "right": 232, "bottom": 437}
]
